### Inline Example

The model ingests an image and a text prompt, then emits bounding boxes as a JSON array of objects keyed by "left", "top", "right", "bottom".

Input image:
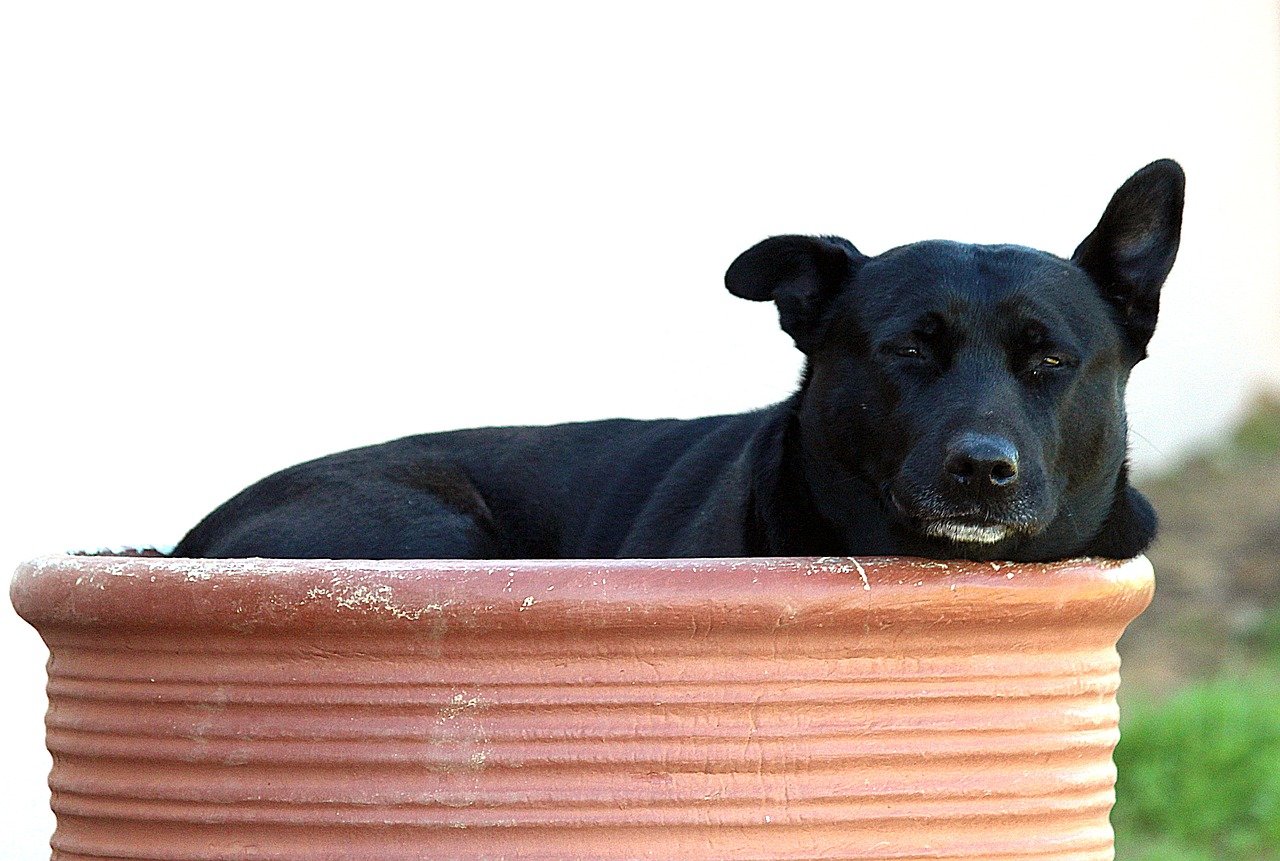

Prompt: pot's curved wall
[{"left": 12, "top": 555, "right": 1153, "bottom": 861}]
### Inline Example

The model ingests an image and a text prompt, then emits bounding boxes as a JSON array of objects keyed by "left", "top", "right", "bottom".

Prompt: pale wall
[{"left": 2, "top": 2, "right": 1278, "bottom": 853}]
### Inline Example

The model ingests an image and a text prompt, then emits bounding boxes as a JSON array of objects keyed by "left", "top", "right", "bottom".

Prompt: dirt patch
[{"left": 1120, "top": 393, "right": 1280, "bottom": 697}]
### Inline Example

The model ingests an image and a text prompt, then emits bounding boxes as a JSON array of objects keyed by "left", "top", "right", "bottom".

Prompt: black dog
[{"left": 174, "top": 160, "right": 1184, "bottom": 563}]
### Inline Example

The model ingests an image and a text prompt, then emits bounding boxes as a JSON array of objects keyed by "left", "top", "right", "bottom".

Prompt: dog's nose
[{"left": 944, "top": 433, "right": 1019, "bottom": 490}]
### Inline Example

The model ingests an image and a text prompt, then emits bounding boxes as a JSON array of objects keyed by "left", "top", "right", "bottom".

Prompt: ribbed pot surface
[{"left": 11, "top": 554, "right": 1153, "bottom": 860}]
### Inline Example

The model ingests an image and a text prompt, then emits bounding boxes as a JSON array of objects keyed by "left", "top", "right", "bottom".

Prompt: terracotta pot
[{"left": 11, "top": 554, "right": 1152, "bottom": 860}]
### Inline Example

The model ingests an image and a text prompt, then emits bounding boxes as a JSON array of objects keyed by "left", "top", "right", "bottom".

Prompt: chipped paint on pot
[{"left": 11, "top": 554, "right": 1153, "bottom": 860}]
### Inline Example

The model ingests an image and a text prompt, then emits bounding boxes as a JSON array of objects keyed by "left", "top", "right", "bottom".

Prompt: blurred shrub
[
  {"left": 1242, "top": 607, "right": 1280, "bottom": 656},
  {"left": 1113, "top": 669, "right": 1280, "bottom": 859},
  {"left": 1229, "top": 394, "right": 1280, "bottom": 459}
]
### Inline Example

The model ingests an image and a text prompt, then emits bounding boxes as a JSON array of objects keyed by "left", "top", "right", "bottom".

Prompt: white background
[{"left": 2, "top": 2, "right": 1278, "bottom": 854}]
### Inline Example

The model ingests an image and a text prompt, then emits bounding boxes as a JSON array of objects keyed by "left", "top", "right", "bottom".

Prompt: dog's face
[{"left": 726, "top": 160, "right": 1185, "bottom": 561}]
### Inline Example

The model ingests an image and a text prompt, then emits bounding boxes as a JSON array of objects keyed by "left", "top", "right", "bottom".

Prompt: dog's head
[{"left": 726, "top": 160, "right": 1185, "bottom": 561}]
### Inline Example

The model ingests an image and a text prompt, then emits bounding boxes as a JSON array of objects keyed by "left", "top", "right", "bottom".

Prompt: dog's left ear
[
  {"left": 1072, "top": 159, "right": 1185, "bottom": 357},
  {"left": 725, "top": 235, "right": 866, "bottom": 352}
]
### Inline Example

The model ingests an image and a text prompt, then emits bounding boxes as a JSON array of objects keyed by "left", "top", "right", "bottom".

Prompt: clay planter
[{"left": 11, "top": 554, "right": 1153, "bottom": 860}]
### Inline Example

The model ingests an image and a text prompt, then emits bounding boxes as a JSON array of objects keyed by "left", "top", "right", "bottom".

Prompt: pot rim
[{"left": 11, "top": 553, "right": 1153, "bottom": 635}]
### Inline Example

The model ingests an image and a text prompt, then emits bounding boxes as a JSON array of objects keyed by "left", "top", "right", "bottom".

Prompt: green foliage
[
  {"left": 1113, "top": 670, "right": 1280, "bottom": 860},
  {"left": 1229, "top": 395, "right": 1280, "bottom": 459},
  {"left": 1242, "top": 607, "right": 1280, "bottom": 657}
]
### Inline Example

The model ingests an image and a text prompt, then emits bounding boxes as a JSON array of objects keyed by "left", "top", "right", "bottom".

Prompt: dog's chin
[
  {"left": 886, "top": 487, "right": 1045, "bottom": 549},
  {"left": 921, "top": 520, "right": 1015, "bottom": 545}
]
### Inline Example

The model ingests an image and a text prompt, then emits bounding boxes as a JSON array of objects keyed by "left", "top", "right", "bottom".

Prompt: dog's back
[{"left": 173, "top": 411, "right": 775, "bottom": 559}]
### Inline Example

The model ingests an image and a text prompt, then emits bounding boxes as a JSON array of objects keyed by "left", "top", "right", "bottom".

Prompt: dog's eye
[
  {"left": 875, "top": 340, "right": 926, "bottom": 360},
  {"left": 1025, "top": 354, "right": 1072, "bottom": 379}
]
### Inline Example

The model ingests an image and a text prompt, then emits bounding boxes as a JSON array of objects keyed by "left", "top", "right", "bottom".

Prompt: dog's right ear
[{"left": 725, "top": 235, "right": 865, "bottom": 352}]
